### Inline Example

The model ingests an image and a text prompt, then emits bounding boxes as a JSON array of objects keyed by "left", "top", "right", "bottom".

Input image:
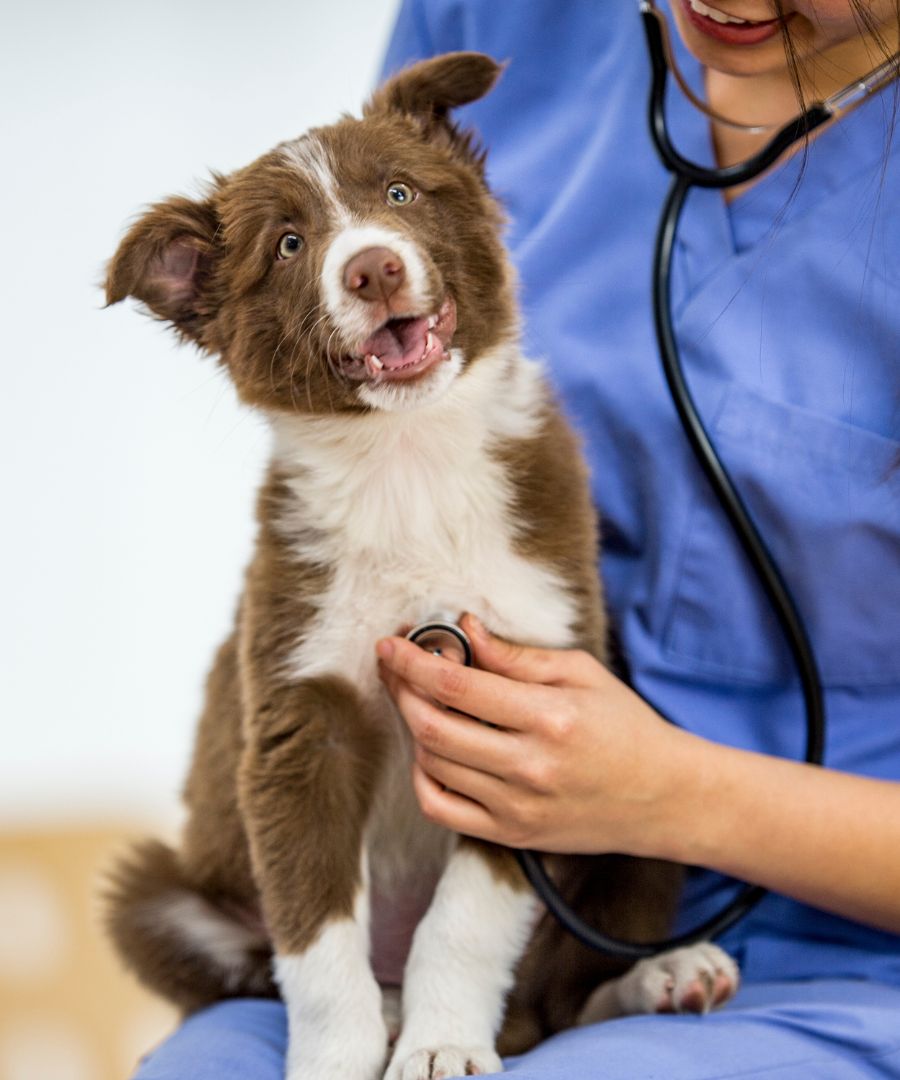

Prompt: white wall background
[{"left": 0, "top": 0, "right": 402, "bottom": 825}]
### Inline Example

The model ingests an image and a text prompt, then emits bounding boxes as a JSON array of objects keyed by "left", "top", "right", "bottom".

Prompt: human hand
[{"left": 375, "top": 614, "right": 694, "bottom": 857}]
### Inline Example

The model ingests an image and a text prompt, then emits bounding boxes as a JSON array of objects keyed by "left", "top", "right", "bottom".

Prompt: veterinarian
[{"left": 133, "top": 1, "right": 900, "bottom": 1077}]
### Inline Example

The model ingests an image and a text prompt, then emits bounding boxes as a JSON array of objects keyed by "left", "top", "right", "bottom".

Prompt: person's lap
[{"left": 132, "top": 979, "right": 900, "bottom": 1080}]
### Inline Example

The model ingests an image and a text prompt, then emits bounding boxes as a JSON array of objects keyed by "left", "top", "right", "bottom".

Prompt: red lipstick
[{"left": 678, "top": 0, "right": 789, "bottom": 46}]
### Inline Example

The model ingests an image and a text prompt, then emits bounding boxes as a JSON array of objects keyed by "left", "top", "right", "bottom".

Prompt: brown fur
[
  {"left": 179, "top": 633, "right": 256, "bottom": 905},
  {"left": 500, "top": 856, "right": 683, "bottom": 1053},
  {"left": 495, "top": 404, "right": 609, "bottom": 655},
  {"left": 105, "top": 60, "right": 513, "bottom": 418},
  {"left": 104, "top": 837, "right": 274, "bottom": 1012},
  {"left": 104, "top": 50, "right": 683, "bottom": 1055}
]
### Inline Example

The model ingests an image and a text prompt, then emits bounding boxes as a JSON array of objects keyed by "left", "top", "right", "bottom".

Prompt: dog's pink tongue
[{"left": 359, "top": 317, "right": 428, "bottom": 369}]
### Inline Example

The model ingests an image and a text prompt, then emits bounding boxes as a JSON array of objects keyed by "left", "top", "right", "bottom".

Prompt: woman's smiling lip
[{"left": 679, "top": 0, "right": 792, "bottom": 46}]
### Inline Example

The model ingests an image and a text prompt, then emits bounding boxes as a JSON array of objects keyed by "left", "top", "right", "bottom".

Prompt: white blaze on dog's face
[
  {"left": 105, "top": 53, "right": 514, "bottom": 415},
  {"left": 281, "top": 137, "right": 463, "bottom": 414}
]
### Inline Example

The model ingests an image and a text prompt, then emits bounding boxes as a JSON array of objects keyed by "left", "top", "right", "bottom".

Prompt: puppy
[{"left": 105, "top": 52, "right": 737, "bottom": 1080}]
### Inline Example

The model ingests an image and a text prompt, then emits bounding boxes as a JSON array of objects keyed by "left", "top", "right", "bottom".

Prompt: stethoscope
[{"left": 411, "top": 3, "right": 900, "bottom": 960}]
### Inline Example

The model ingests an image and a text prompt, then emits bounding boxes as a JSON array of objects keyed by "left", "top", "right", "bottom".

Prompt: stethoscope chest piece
[{"left": 406, "top": 619, "right": 474, "bottom": 668}]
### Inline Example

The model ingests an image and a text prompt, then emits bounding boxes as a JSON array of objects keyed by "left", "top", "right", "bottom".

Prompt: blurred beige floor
[{"left": 0, "top": 827, "right": 178, "bottom": 1080}]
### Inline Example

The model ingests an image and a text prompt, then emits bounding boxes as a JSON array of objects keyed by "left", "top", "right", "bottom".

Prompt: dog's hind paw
[
  {"left": 622, "top": 943, "right": 739, "bottom": 1016},
  {"left": 579, "top": 942, "right": 740, "bottom": 1024},
  {"left": 385, "top": 1044, "right": 502, "bottom": 1079}
]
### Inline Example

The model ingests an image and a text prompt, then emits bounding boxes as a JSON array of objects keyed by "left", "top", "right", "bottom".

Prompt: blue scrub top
[{"left": 383, "top": 0, "right": 900, "bottom": 987}]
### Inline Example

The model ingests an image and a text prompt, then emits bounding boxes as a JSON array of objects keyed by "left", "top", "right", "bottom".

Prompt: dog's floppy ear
[
  {"left": 105, "top": 193, "right": 221, "bottom": 345},
  {"left": 365, "top": 52, "right": 503, "bottom": 169}
]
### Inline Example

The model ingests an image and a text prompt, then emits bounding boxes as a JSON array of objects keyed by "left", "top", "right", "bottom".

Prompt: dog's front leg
[
  {"left": 240, "top": 673, "right": 389, "bottom": 1080},
  {"left": 385, "top": 839, "right": 539, "bottom": 1080}
]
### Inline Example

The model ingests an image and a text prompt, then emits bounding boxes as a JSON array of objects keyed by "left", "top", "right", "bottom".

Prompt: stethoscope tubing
[
  {"left": 651, "top": 173, "right": 825, "bottom": 774},
  {"left": 514, "top": 6, "right": 830, "bottom": 960},
  {"left": 642, "top": 7, "right": 832, "bottom": 186}
]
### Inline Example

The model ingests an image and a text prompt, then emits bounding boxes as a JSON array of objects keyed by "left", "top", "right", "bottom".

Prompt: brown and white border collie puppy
[{"left": 105, "top": 52, "right": 738, "bottom": 1080}]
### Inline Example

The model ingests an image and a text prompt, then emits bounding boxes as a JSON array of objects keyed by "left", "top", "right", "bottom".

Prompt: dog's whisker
[
  {"left": 322, "top": 328, "right": 343, "bottom": 415},
  {"left": 281, "top": 304, "right": 331, "bottom": 413},
  {"left": 304, "top": 346, "right": 316, "bottom": 414},
  {"left": 287, "top": 338, "right": 303, "bottom": 414},
  {"left": 269, "top": 329, "right": 292, "bottom": 397}
]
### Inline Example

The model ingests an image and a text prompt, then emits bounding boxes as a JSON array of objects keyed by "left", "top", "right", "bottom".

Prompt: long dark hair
[{"left": 774, "top": 1, "right": 900, "bottom": 123}]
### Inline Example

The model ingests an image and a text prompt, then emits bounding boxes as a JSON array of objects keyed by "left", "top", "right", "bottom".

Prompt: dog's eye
[
  {"left": 276, "top": 233, "right": 304, "bottom": 260},
  {"left": 386, "top": 182, "right": 415, "bottom": 207}
]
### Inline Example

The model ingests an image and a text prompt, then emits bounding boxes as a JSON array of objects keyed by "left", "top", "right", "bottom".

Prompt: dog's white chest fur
[
  {"left": 271, "top": 347, "right": 579, "bottom": 914},
  {"left": 273, "top": 345, "right": 579, "bottom": 693}
]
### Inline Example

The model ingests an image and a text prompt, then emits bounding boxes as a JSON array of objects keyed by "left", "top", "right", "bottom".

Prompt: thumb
[{"left": 461, "top": 613, "right": 599, "bottom": 687}]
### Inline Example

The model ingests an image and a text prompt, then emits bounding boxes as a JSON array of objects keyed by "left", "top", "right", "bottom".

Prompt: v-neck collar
[{"left": 724, "top": 92, "right": 900, "bottom": 253}]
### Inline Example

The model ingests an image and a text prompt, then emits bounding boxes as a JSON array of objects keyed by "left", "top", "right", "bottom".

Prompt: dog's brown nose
[{"left": 343, "top": 246, "right": 405, "bottom": 302}]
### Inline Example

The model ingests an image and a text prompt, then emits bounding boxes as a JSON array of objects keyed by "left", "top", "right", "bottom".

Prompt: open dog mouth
[{"left": 341, "top": 296, "right": 457, "bottom": 383}]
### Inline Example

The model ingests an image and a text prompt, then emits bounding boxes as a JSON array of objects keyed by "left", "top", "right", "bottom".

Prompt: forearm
[
  {"left": 377, "top": 622, "right": 900, "bottom": 936},
  {"left": 659, "top": 730, "right": 900, "bottom": 935}
]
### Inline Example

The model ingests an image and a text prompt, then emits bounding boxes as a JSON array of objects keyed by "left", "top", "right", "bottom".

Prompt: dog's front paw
[
  {"left": 385, "top": 1044, "right": 502, "bottom": 1080},
  {"left": 616, "top": 943, "right": 740, "bottom": 1016}
]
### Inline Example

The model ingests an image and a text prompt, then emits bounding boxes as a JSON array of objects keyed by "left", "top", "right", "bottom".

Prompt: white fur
[
  {"left": 154, "top": 892, "right": 266, "bottom": 990},
  {"left": 320, "top": 223, "right": 435, "bottom": 351},
  {"left": 263, "top": 168, "right": 580, "bottom": 1076},
  {"left": 280, "top": 135, "right": 351, "bottom": 227},
  {"left": 384, "top": 844, "right": 540, "bottom": 1080},
  {"left": 578, "top": 943, "right": 741, "bottom": 1023},
  {"left": 357, "top": 346, "right": 464, "bottom": 412},
  {"left": 271, "top": 345, "right": 576, "bottom": 896},
  {"left": 272, "top": 343, "right": 575, "bottom": 687},
  {"left": 395, "top": 1046, "right": 502, "bottom": 1080},
  {"left": 274, "top": 872, "right": 388, "bottom": 1080},
  {"left": 381, "top": 986, "right": 403, "bottom": 1044}
]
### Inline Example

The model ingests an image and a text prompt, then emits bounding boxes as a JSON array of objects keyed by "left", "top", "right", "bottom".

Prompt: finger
[
  {"left": 388, "top": 672, "right": 522, "bottom": 779},
  {"left": 376, "top": 635, "right": 554, "bottom": 731},
  {"left": 411, "top": 762, "right": 503, "bottom": 843},
  {"left": 461, "top": 614, "right": 604, "bottom": 688},
  {"left": 414, "top": 741, "right": 510, "bottom": 807}
]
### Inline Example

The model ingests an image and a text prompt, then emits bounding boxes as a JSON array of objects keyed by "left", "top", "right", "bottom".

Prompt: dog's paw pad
[
  {"left": 395, "top": 1045, "right": 502, "bottom": 1079},
  {"left": 620, "top": 943, "right": 739, "bottom": 1016}
]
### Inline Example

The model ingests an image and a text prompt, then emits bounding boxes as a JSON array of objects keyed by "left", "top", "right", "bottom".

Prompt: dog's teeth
[
  {"left": 365, "top": 353, "right": 384, "bottom": 374},
  {"left": 425, "top": 332, "right": 435, "bottom": 357},
  {"left": 427, "top": 315, "right": 438, "bottom": 329}
]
